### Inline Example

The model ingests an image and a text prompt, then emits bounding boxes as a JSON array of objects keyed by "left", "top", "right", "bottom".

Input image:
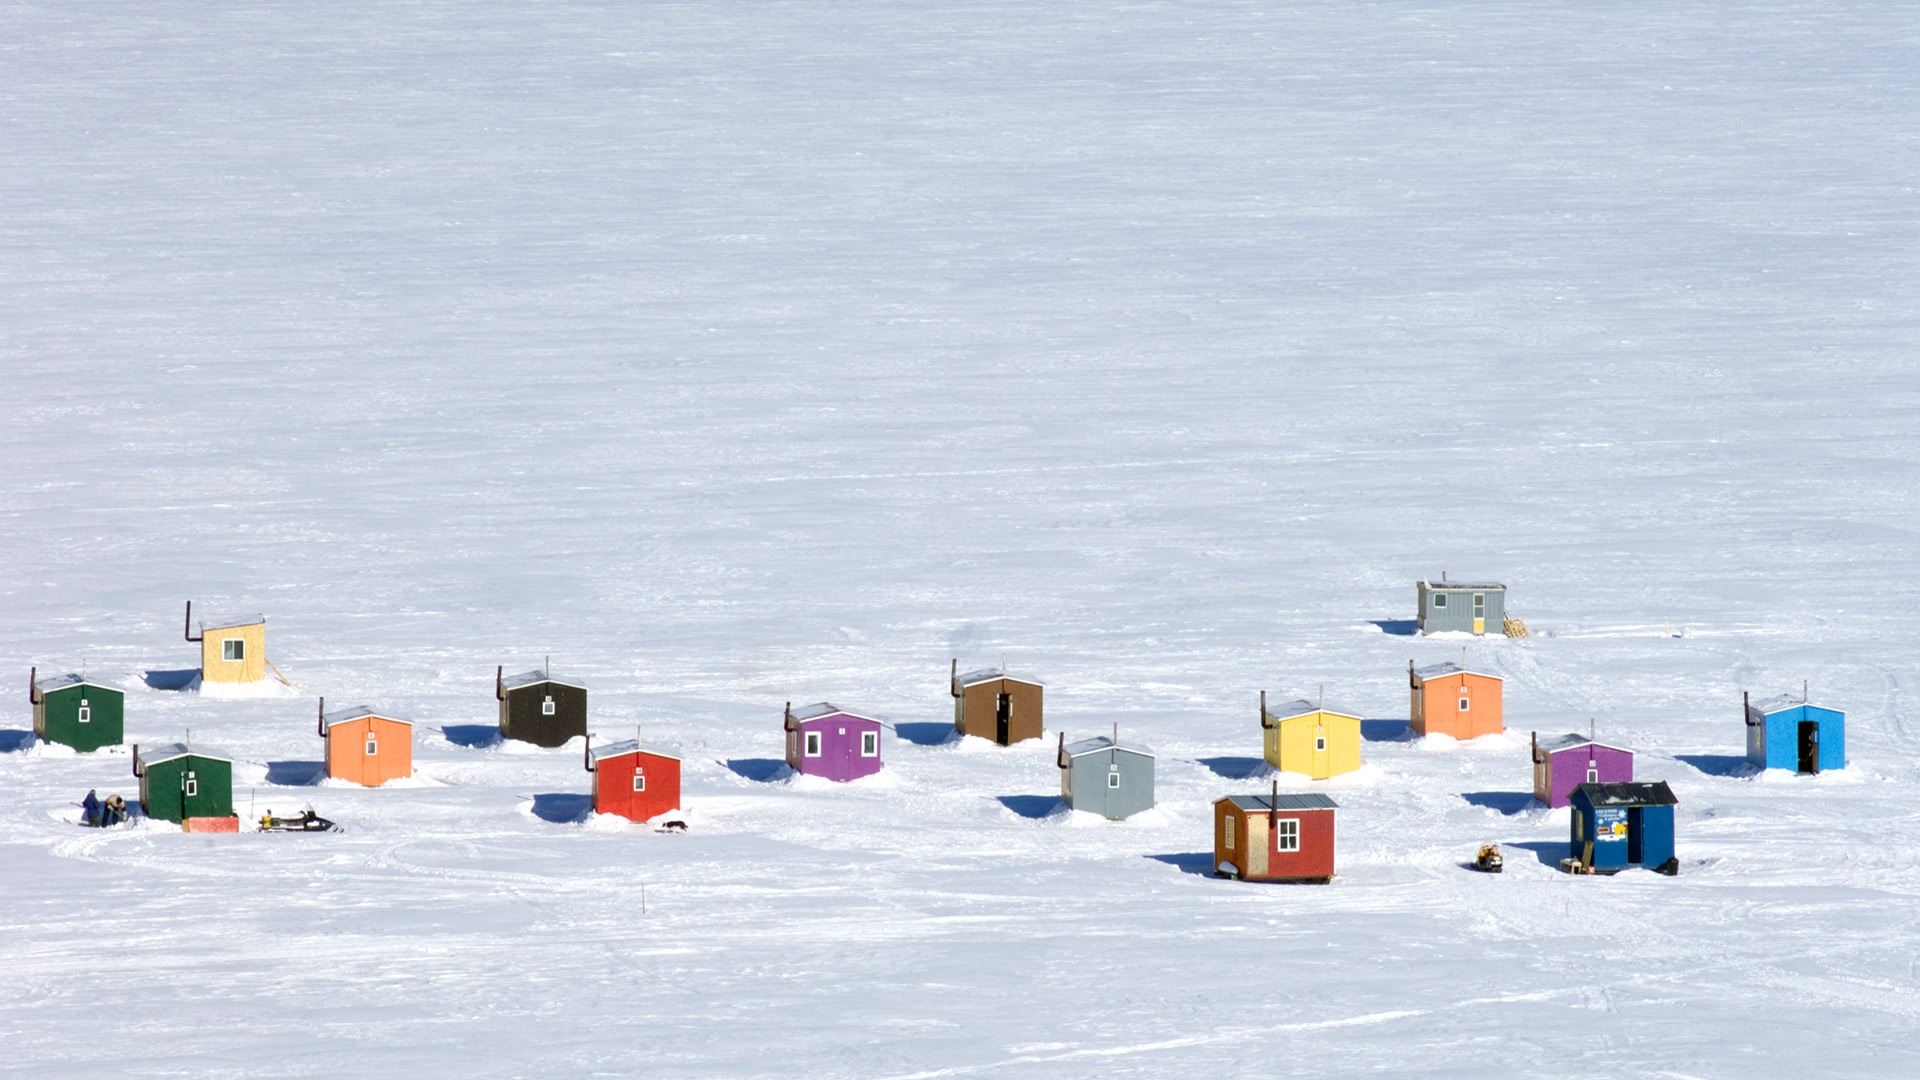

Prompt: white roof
[
  {"left": 1419, "top": 580, "right": 1505, "bottom": 591},
  {"left": 198, "top": 612, "right": 264, "bottom": 633},
  {"left": 322, "top": 705, "right": 412, "bottom": 730},
  {"left": 587, "top": 739, "right": 681, "bottom": 763},
  {"left": 34, "top": 673, "right": 120, "bottom": 694},
  {"left": 955, "top": 667, "right": 1042, "bottom": 688},
  {"left": 139, "top": 742, "right": 232, "bottom": 765},
  {"left": 1749, "top": 694, "right": 1835, "bottom": 716},
  {"left": 1414, "top": 661, "right": 1501, "bottom": 682},
  {"left": 787, "top": 702, "right": 888, "bottom": 727},
  {"left": 1262, "top": 698, "right": 1360, "bottom": 722},
  {"left": 1534, "top": 732, "right": 1630, "bottom": 756},
  {"left": 502, "top": 669, "right": 587, "bottom": 692},
  {"left": 1061, "top": 735, "right": 1154, "bottom": 758}
]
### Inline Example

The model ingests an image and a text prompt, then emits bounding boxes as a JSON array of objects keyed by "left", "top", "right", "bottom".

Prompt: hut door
[
  {"left": 1798, "top": 721, "right": 1820, "bottom": 774},
  {"left": 1627, "top": 807, "right": 1644, "bottom": 865},
  {"left": 995, "top": 692, "right": 1011, "bottom": 745}
]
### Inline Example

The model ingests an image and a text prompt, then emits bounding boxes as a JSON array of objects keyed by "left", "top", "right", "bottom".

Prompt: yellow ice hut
[
  {"left": 1260, "top": 691, "right": 1362, "bottom": 780},
  {"left": 184, "top": 602, "right": 267, "bottom": 685}
]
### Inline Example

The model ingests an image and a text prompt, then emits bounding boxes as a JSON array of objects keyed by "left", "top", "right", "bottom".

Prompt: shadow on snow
[
  {"left": 1461, "top": 791, "right": 1538, "bottom": 815},
  {"left": 1371, "top": 619, "right": 1419, "bottom": 636},
  {"left": 724, "top": 758, "right": 789, "bottom": 783},
  {"left": 996, "top": 794, "right": 1060, "bottom": 819},
  {"left": 1144, "top": 852, "right": 1216, "bottom": 876},
  {"left": 894, "top": 722, "right": 957, "bottom": 747},
  {"left": 1196, "top": 755, "right": 1267, "bottom": 780},
  {"left": 1362, "top": 719, "right": 1414, "bottom": 742},
  {"left": 441, "top": 724, "right": 502, "bottom": 749},
  {"left": 0, "top": 729, "right": 36, "bottom": 753},
  {"left": 1677, "top": 754, "right": 1752, "bottom": 777},
  {"left": 265, "top": 760, "right": 325, "bottom": 786},
  {"left": 1507, "top": 840, "right": 1570, "bottom": 867},
  {"left": 142, "top": 669, "right": 199, "bottom": 691},
  {"left": 531, "top": 793, "right": 593, "bottom": 823}
]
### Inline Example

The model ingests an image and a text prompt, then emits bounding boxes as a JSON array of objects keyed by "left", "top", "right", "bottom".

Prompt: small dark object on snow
[
  {"left": 1473, "top": 844, "right": 1504, "bottom": 873},
  {"left": 257, "top": 807, "right": 338, "bottom": 833},
  {"left": 657, "top": 819, "right": 688, "bottom": 833}
]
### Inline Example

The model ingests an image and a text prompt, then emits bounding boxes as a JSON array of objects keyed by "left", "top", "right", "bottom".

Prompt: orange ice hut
[
  {"left": 1409, "top": 660, "right": 1503, "bottom": 739},
  {"left": 317, "top": 698, "right": 414, "bottom": 786}
]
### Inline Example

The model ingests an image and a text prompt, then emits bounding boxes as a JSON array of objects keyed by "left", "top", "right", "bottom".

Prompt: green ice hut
[
  {"left": 30, "top": 667, "right": 124, "bottom": 752},
  {"left": 132, "top": 742, "right": 234, "bottom": 824}
]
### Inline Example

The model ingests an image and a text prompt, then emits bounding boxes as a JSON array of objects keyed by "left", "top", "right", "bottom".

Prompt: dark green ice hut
[
  {"left": 31, "top": 668, "right": 124, "bottom": 752},
  {"left": 133, "top": 743, "right": 234, "bottom": 823}
]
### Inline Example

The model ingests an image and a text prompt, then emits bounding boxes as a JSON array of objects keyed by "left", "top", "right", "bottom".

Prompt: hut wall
[
  {"left": 500, "top": 682, "right": 588, "bottom": 747},
  {"left": 326, "top": 717, "right": 412, "bottom": 786},
  {"left": 1544, "top": 745, "right": 1633, "bottom": 808},
  {"left": 794, "top": 716, "right": 884, "bottom": 782},
  {"left": 958, "top": 679, "right": 1042, "bottom": 745},
  {"left": 1067, "top": 750, "right": 1153, "bottom": 820},
  {"left": 199, "top": 624, "right": 266, "bottom": 684},
  {"left": 1413, "top": 672, "right": 1502, "bottom": 739},
  {"left": 36, "top": 684, "right": 124, "bottom": 752},
  {"left": 1269, "top": 711, "right": 1361, "bottom": 779},
  {"left": 594, "top": 752, "right": 682, "bottom": 822},
  {"left": 140, "top": 756, "right": 234, "bottom": 823}
]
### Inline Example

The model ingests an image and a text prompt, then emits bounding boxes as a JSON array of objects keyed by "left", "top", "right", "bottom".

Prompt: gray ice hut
[
  {"left": 1057, "top": 732, "right": 1155, "bottom": 821},
  {"left": 1415, "top": 574, "right": 1506, "bottom": 635}
]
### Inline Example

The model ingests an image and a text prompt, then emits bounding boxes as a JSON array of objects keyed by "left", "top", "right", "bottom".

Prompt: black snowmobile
[{"left": 257, "top": 807, "right": 339, "bottom": 833}]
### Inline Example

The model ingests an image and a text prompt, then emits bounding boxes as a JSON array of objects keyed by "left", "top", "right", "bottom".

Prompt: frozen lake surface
[{"left": 3, "top": 2, "right": 1918, "bottom": 1076}]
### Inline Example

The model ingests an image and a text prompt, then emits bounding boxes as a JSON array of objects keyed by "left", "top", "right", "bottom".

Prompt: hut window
[
  {"left": 1107, "top": 768, "right": 1120, "bottom": 789},
  {"left": 542, "top": 695, "right": 556, "bottom": 716},
  {"left": 1473, "top": 594, "right": 1485, "bottom": 616},
  {"left": 1433, "top": 593, "right": 1447, "bottom": 608},
  {"left": 1276, "top": 818, "right": 1300, "bottom": 852},
  {"left": 184, "top": 772, "right": 198, "bottom": 797},
  {"left": 1315, "top": 735, "right": 1327, "bottom": 752},
  {"left": 804, "top": 731, "right": 822, "bottom": 757},
  {"left": 632, "top": 771, "right": 647, "bottom": 792},
  {"left": 860, "top": 730, "right": 878, "bottom": 757},
  {"left": 365, "top": 735, "right": 379, "bottom": 756},
  {"left": 1458, "top": 693, "right": 1471, "bottom": 712},
  {"left": 78, "top": 700, "right": 91, "bottom": 723},
  {"left": 1224, "top": 815, "right": 1235, "bottom": 848},
  {"left": 1586, "top": 765, "right": 1599, "bottom": 783},
  {"left": 222, "top": 638, "right": 245, "bottom": 662}
]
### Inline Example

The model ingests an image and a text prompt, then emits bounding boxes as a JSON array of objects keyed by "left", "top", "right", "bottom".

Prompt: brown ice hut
[{"left": 950, "top": 660, "right": 1044, "bottom": 746}]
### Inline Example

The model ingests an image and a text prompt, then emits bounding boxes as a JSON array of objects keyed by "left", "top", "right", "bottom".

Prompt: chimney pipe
[
  {"left": 495, "top": 665, "right": 503, "bottom": 701},
  {"left": 1269, "top": 778, "right": 1278, "bottom": 830},
  {"left": 584, "top": 733, "right": 594, "bottom": 773},
  {"left": 950, "top": 658, "right": 959, "bottom": 698},
  {"left": 184, "top": 601, "right": 200, "bottom": 642},
  {"left": 28, "top": 666, "right": 36, "bottom": 705},
  {"left": 132, "top": 743, "right": 142, "bottom": 778},
  {"left": 317, "top": 697, "right": 326, "bottom": 738}
]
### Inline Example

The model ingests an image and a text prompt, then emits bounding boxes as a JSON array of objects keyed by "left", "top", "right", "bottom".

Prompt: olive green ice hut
[
  {"left": 497, "top": 665, "right": 588, "bottom": 748},
  {"left": 132, "top": 743, "right": 234, "bottom": 824},
  {"left": 30, "top": 667, "right": 124, "bottom": 752}
]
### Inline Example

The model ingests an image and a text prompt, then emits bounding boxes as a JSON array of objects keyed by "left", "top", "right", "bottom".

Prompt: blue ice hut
[
  {"left": 1744, "top": 690, "right": 1844, "bottom": 775},
  {"left": 1570, "top": 781, "right": 1677, "bottom": 876}
]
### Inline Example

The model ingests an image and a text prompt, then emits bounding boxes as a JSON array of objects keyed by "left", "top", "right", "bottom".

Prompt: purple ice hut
[
  {"left": 1531, "top": 729, "right": 1633, "bottom": 809},
  {"left": 784, "top": 701, "right": 887, "bottom": 782}
]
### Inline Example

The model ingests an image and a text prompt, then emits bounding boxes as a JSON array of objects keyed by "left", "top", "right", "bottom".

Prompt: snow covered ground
[{"left": 4, "top": 1, "right": 1918, "bottom": 1076}]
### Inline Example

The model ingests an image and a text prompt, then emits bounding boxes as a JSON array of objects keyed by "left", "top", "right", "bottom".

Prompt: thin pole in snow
[
  {"left": 1803, "top": 680, "right": 1809, "bottom": 703},
  {"left": 641, "top": 883, "right": 647, "bottom": 916}
]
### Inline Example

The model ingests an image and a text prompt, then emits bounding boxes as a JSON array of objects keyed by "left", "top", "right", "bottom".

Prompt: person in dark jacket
[{"left": 81, "top": 789, "right": 101, "bottom": 827}]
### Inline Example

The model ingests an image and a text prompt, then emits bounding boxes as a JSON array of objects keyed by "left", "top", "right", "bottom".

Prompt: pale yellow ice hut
[
  {"left": 1260, "top": 691, "right": 1362, "bottom": 780},
  {"left": 184, "top": 602, "right": 266, "bottom": 684}
]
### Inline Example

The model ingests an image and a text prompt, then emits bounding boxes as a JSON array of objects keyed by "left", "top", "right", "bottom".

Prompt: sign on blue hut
[
  {"left": 1057, "top": 730, "right": 1154, "bottom": 821},
  {"left": 1569, "top": 781, "right": 1677, "bottom": 875},
  {"left": 1744, "top": 687, "right": 1844, "bottom": 774}
]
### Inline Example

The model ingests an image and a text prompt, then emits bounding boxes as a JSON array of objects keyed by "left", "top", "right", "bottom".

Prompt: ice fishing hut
[
  {"left": 1569, "top": 781, "right": 1677, "bottom": 875},
  {"left": 950, "top": 661, "right": 1044, "bottom": 745},
  {"left": 584, "top": 734, "right": 682, "bottom": 823},
  {"left": 784, "top": 702, "right": 887, "bottom": 782},
  {"left": 183, "top": 602, "right": 267, "bottom": 685},
  {"left": 1409, "top": 660, "right": 1504, "bottom": 739},
  {"left": 1531, "top": 729, "right": 1633, "bottom": 809},
  {"left": 1057, "top": 731, "right": 1154, "bottom": 820},
  {"left": 1260, "top": 692, "right": 1362, "bottom": 779},
  {"left": 29, "top": 668, "right": 123, "bottom": 752},
  {"left": 1415, "top": 575, "right": 1506, "bottom": 635},
  {"left": 318, "top": 699, "right": 413, "bottom": 787},
  {"left": 1213, "top": 785, "right": 1338, "bottom": 883},
  {"left": 133, "top": 742, "right": 236, "bottom": 828},
  {"left": 496, "top": 665, "right": 587, "bottom": 748},
  {"left": 1744, "top": 689, "right": 1845, "bottom": 774}
]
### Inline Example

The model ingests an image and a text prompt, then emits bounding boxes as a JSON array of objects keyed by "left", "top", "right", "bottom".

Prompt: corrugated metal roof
[
  {"left": 1573, "top": 781, "right": 1676, "bottom": 807},
  {"left": 322, "top": 706, "right": 411, "bottom": 730},
  {"left": 1218, "top": 793, "right": 1339, "bottom": 812},
  {"left": 1262, "top": 699, "right": 1360, "bottom": 722},
  {"left": 198, "top": 612, "right": 264, "bottom": 633},
  {"left": 1748, "top": 694, "right": 1834, "bottom": 717},
  {"left": 139, "top": 743, "right": 232, "bottom": 766},
  {"left": 1419, "top": 580, "right": 1505, "bottom": 591},
  {"left": 33, "top": 673, "right": 119, "bottom": 694},
  {"left": 587, "top": 739, "right": 681, "bottom": 763},
  {"left": 1061, "top": 735, "right": 1154, "bottom": 758},
  {"left": 955, "top": 667, "right": 1042, "bottom": 688},
  {"left": 1535, "top": 732, "right": 1631, "bottom": 756},
  {"left": 1413, "top": 661, "right": 1501, "bottom": 682},
  {"left": 501, "top": 669, "right": 587, "bottom": 692}
]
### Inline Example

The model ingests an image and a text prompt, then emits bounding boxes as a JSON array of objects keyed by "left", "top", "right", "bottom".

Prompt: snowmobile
[
  {"left": 1472, "top": 844, "right": 1504, "bottom": 873},
  {"left": 257, "top": 807, "right": 338, "bottom": 833},
  {"left": 656, "top": 818, "right": 688, "bottom": 833}
]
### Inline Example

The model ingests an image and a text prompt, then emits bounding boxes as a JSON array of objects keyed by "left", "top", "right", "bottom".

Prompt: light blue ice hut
[
  {"left": 1057, "top": 731, "right": 1155, "bottom": 821},
  {"left": 1570, "top": 781, "right": 1677, "bottom": 876},
  {"left": 1744, "top": 688, "right": 1844, "bottom": 775}
]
